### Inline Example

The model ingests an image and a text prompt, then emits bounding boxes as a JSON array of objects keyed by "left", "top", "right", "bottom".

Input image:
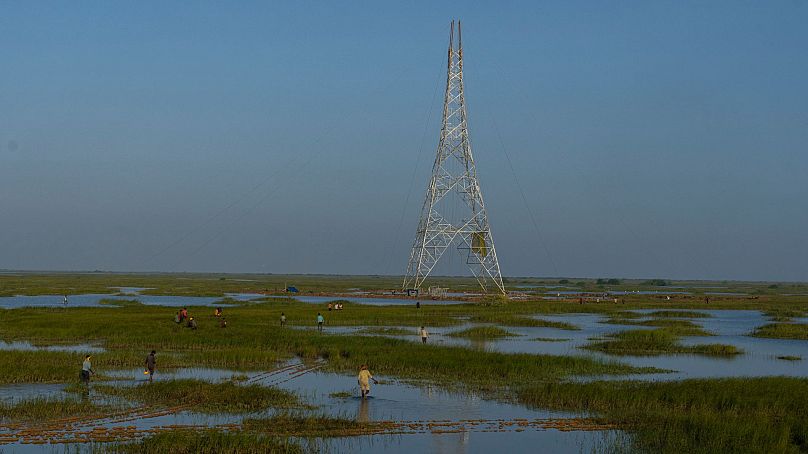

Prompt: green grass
[
  {"left": 2, "top": 273, "right": 807, "bottom": 453},
  {"left": 321, "top": 337, "right": 655, "bottom": 392},
  {"left": 777, "top": 355, "right": 802, "bottom": 361},
  {"left": 243, "top": 414, "right": 381, "bottom": 436},
  {"left": 94, "top": 380, "right": 304, "bottom": 413},
  {"left": 752, "top": 323, "right": 808, "bottom": 340},
  {"left": 467, "top": 313, "right": 579, "bottom": 330},
  {"left": 110, "top": 430, "right": 302, "bottom": 454},
  {"left": 2, "top": 273, "right": 808, "bottom": 452},
  {"left": 0, "top": 273, "right": 808, "bottom": 452},
  {"left": 532, "top": 337, "right": 570, "bottom": 342},
  {"left": 763, "top": 308, "right": 806, "bottom": 322},
  {"left": 0, "top": 305, "right": 655, "bottom": 390},
  {"left": 445, "top": 326, "right": 519, "bottom": 339},
  {"left": 3, "top": 271, "right": 807, "bottom": 307},
  {"left": 113, "top": 414, "right": 382, "bottom": 453},
  {"left": 0, "top": 397, "right": 111, "bottom": 422},
  {"left": 584, "top": 329, "right": 741, "bottom": 356},
  {"left": 602, "top": 318, "right": 712, "bottom": 336},
  {"left": 0, "top": 350, "right": 85, "bottom": 384},
  {"left": 517, "top": 377, "right": 808, "bottom": 453},
  {"left": 354, "top": 327, "right": 413, "bottom": 336}
]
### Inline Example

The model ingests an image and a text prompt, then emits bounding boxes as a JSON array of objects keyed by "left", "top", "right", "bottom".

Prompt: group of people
[
  {"left": 81, "top": 349, "right": 384, "bottom": 400},
  {"left": 70, "top": 288, "right": 720, "bottom": 401},
  {"left": 78, "top": 303, "right": 430, "bottom": 399},
  {"left": 174, "top": 307, "right": 198, "bottom": 329},
  {"left": 173, "top": 306, "right": 229, "bottom": 329}
]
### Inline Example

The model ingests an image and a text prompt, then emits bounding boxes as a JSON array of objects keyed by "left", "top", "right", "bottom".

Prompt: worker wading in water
[{"left": 357, "top": 364, "right": 378, "bottom": 399}]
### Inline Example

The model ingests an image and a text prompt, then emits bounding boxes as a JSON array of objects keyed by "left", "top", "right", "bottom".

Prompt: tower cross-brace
[{"left": 403, "top": 21, "right": 505, "bottom": 295}]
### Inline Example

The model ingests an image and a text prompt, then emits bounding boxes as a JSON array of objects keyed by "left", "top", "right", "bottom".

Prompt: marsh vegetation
[
  {"left": 0, "top": 273, "right": 807, "bottom": 452},
  {"left": 753, "top": 323, "right": 808, "bottom": 340},
  {"left": 584, "top": 328, "right": 741, "bottom": 356}
]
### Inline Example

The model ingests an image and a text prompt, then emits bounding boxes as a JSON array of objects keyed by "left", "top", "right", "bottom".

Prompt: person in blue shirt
[{"left": 317, "top": 313, "right": 324, "bottom": 332}]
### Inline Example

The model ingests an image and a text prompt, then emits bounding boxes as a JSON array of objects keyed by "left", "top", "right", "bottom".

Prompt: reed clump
[
  {"left": 94, "top": 380, "right": 304, "bottom": 413},
  {"left": 517, "top": 377, "right": 808, "bottom": 453},
  {"left": 243, "top": 414, "right": 380, "bottom": 436},
  {"left": 446, "top": 326, "right": 519, "bottom": 339},
  {"left": 603, "top": 318, "right": 712, "bottom": 336},
  {"left": 354, "top": 327, "right": 413, "bottom": 336},
  {"left": 762, "top": 308, "right": 806, "bottom": 322},
  {"left": 0, "top": 397, "right": 112, "bottom": 422},
  {"left": 584, "top": 329, "right": 740, "bottom": 356},
  {"left": 468, "top": 313, "right": 579, "bottom": 330},
  {"left": 321, "top": 334, "right": 656, "bottom": 388},
  {"left": 752, "top": 323, "right": 808, "bottom": 340}
]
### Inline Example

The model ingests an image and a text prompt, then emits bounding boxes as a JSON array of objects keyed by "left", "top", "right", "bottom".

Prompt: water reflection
[{"left": 357, "top": 397, "right": 370, "bottom": 423}]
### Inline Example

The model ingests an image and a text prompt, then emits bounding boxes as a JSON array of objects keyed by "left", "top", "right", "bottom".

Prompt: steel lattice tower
[{"left": 403, "top": 21, "right": 505, "bottom": 295}]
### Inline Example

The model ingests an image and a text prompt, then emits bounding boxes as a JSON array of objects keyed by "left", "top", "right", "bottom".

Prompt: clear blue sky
[{"left": 1, "top": 1, "right": 806, "bottom": 281}]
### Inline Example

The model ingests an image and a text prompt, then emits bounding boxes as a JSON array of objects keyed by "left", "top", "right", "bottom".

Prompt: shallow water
[
  {"left": 272, "top": 295, "right": 471, "bottom": 306},
  {"left": 2, "top": 309, "right": 806, "bottom": 451},
  {"left": 0, "top": 383, "right": 69, "bottom": 402},
  {"left": 136, "top": 293, "right": 261, "bottom": 307},
  {"left": 0, "top": 364, "right": 626, "bottom": 453},
  {"left": 0, "top": 293, "right": 130, "bottom": 309},
  {"left": 313, "top": 430, "right": 625, "bottom": 454},
  {"left": 524, "top": 312, "right": 807, "bottom": 380},
  {"left": 264, "top": 364, "right": 625, "bottom": 453},
  {"left": 546, "top": 290, "right": 692, "bottom": 296},
  {"left": 109, "top": 287, "right": 152, "bottom": 295},
  {"left": 335, "top": 311, "right": 808, "bottom": 381},
  {"left": 106, "top": 367, "right": 247, "bottom": 382},
  {"left": 0, "top": 292, "right": 264, "bottom": 309}
]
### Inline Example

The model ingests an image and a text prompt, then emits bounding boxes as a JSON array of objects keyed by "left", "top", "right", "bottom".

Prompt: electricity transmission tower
[{"left": 403, "top": 21, "right": 505, "bottom": 295}]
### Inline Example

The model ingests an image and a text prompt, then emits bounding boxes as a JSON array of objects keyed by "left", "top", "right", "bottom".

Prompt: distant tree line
[
  {"left": 596, "top": 278, "right": 621, "bottom": 285},
  {"left": 643, "top": 279, "right": 669, "bottom": 286}
]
